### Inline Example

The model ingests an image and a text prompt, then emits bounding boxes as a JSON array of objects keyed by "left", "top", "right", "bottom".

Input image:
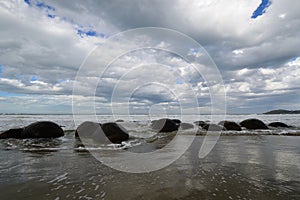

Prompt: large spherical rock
[
  {"left": 101, "top": 122, "right": 129, "bottom": 143},
  {"left": 151, "top": 118, "right": 179, "bottom": 132},
  {"left": 218, "top": 121, "right": 241, "bottom": 131},
  {"left": 0, "top": 128, "right": 23, "bottom": 139},
  {"left": 202, "top": 124, "right": 225, "bottom": 131},
  {"left": 171, "top": 119, "right": 181, "bottom": 124},
  {"left": 75, "top": 121, "right": 101, "bottom": 138},
  {"left": 268, "top": 122, "right": 289, "bottom": 128},
  {"left": 240, "top": 119, "right": 268, "bottom": 130},
  {"left": 75, "top": 121, "right": 129, "bottom": 144},
  {"left": 22, "top": 121, "right": 64, "bottom": 138},
  {"left": 0, "top": 121, "right": 64, "bottom": 139}
]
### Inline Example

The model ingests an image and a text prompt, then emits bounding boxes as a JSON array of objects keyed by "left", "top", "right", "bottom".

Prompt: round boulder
[
  {"left": 75, "top": 121, "right": 101, "bottom": 138},
  {"left": 0, "top": 128, "right": 23, "bottom": 139},
  {"left": 101, "top": 122, "right": 129, "bottom": 143},
  {"left": 75, "top": 121, "right": 129, "bottom": 144},
  {"left": 218, "top": 121, "right": 241, "bottom": 131},
  {"left": 240, "top": 119, "right": 268, "bottom": 130},
  {"left": 151, "top": 118, "right": 179, "bottom": 132},
  {"left": 268, "top": 122, "right": 289, "bottom": 128},
  {"left": 171, "top": 119, "right": 181, "bottom": 124},
  {"left": 22, "top": 121, "right": 64, "bottom": 138}
]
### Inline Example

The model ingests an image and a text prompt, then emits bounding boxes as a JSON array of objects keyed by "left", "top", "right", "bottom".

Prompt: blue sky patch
[
  {"left": 24, "top": 0, "right": 56, "bottom": 18},
  {"left": 24, "top": 0, "right": 31, "bottom": 6},
  {"left": 77, "top": 29, "right": 95, "bottom": 37},
  {"left": 176, "top": 77, "right": 184, "bottom": 85},
  {"left": 0, "top": 91, "right": 25, "bottom": 97},
  {"left": 251, "top": 0, "right": 271, "bottom": 18},
  {"left": 191, "top": 48, "right": 199, "bottom": 53},
  {"left": 58, "top": 79, "right": 67, "bottom": 83},
  {"left": 77, "top": 29, "right": 105, "bottom": 38},
  {"left": 36, "top": 2, "right": 55, "bottom": 11},
  {"left": 31, "top": 76, "right": 38, "bottom": 81},
  {"left": 289, "top": 57, "right": 298, "bottom": 62},
  {"left": 47, "top": 14, "right": 55, "bottom": 18}
]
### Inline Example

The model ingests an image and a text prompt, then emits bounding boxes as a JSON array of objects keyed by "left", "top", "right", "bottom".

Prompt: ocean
[{"left": 0, "top": 114, "right": 299, "bottom": 199}]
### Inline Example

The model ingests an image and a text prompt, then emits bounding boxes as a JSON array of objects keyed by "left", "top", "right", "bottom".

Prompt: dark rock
[
  {"left": 218, "top": 121, "right": 241, "bottom": 131},
  {"left": 0, "top": 121, "right": 64, "bottom": 139},
  {"left": 75, "top": 121, "right": 101, "bottom": 138},
  {"left": 101, "top": 122, "right": 129, "bottom": 143},
  {"left": 268, "top": 122, "right": 289, "bottom": 128},
  {"left": 116, "top": 119, "right": 124, "bottom": 122},
  {"left": 171, "top": 119, "right": 181, "bottom": 124},
  {"left": 202, "top": 124, "right": 225, "bottom": 131},
  {"left": 75, "top": 121, "right": 129, "bottom": 144},
  {"left": 240, "top": 119, "right": 268, "bottom": 130},
  {"left": 180, "top": 123, "right": 194, "bottom": 130},
  {"left": 0, "top": 128, "right": 23, "bottom": 139},
  {"left": 194, "top": 121, "right": 207, "bottom": 127},
  {"left": 22, "top": 121, "right": 64, "bottom": 138},
  {"left": 151, "top": 118, "right": 179, "bottom": 132}
]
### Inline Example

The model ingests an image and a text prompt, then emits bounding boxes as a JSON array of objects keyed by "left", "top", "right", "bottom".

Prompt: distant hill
[{"left": 263, "top": 109, "right": 300, "bottom": 114}]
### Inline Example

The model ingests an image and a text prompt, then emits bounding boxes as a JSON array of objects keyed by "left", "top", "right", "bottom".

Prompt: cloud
[{"left": 0, "top": 0, "right": 299, "bottom": 114}]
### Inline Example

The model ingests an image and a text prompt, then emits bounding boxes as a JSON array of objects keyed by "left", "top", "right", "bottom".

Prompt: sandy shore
[{"left": 0, "top": 135, "right": 299, "bottom": 199}]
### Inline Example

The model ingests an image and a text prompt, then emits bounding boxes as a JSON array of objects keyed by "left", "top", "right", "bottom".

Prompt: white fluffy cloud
[{"left": 0, "top": 0, "right": 299, "bottom": 114}]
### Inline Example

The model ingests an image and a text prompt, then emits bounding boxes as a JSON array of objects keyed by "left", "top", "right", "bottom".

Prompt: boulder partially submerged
[
  {"left": 240, "top": 119, "right": 268, "bottom": 130},
  {"left": 151, "top": 118, "right": 180, "bottom": 132},
  {"left": 0, "top": 121, "right": 64, "bottom": 139},
  {"left": 218, "top": 121, "right": 241, "bottom": 131},
  {"left": 0, "top": 128, "right": 23, "bottom": 139},
  {"left": 171, "top": 119, "right": 181, "bottom": 124},
  {"left": 101, "top": 122, "right": 130, "bottom": 143},
  {"left": 75, "top": 121, "right": 129, "bottom": 144},
  {"left": 268, "top": 122, "right": 289, "bottom": 128}
]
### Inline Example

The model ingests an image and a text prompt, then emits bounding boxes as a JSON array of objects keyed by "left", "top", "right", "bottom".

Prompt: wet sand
[{"left": 0, "top": 135, "right": 299, "bottom": 200}]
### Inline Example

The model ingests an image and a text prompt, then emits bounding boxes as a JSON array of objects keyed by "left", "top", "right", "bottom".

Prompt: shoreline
[{"left": 0, "top": 135, "right": 299, "bottom": 199}]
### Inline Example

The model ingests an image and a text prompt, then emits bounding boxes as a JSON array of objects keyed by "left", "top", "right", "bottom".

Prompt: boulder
[
  {"left": 180, "top": 123, "right": 194, "bottom": 130},
  {"left": 0, "top": 128, "right": 23, "bottom": 139},
  {"left": 171, "top": 119, "right": 181, "bottom": 124},
  {"left": 240, "top": 119, "right": 268, "bottom": 130},
  {"left": 194, "top": 121, "right": 207, "bottom": 127},
  {"left": 116, "top": 119, "right": 124, "bottom": 122},
  {"left": 22, "top": 121, "right": 64, "bottom": 138},
  {"left": 75, "top": 121, "right": 101, "bottom": 138},
  {"left": 101, "top": 122, "right": 129, "bottom": 143},
  {"left": 202, "top": 124, "right": 225, "bottom": 131},
  {"left": 75, "top": 121, "right": 129, "bottom": 144},
  {"left": 218, "top": 121, "right": 241, "bottom": 131},
  {"left": 268, "top": 122, "right": 289, "bottom": 128},
  {"left": 151, "top": 118, "right": 179, "bottom": 132},
  {"left": 0, "top": 121, "right": 64, "bottom": 139}
]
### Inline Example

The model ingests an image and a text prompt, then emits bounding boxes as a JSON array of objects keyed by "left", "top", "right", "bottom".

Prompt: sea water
[{"left": 0, "top": 114, "right": 299, "bottom": 199}]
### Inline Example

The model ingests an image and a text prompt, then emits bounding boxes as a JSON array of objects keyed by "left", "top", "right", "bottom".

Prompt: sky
[{"left": 0, "top": 0, "right": 299, "bottom": 114}]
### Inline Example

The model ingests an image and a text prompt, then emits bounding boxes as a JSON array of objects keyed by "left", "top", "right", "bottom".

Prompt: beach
[
  {"left": 0, "top": 114, "right": 299, "bottom": 199},
  {"left": 1, "top": 1, "right": 300, "bottom": 199}
]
